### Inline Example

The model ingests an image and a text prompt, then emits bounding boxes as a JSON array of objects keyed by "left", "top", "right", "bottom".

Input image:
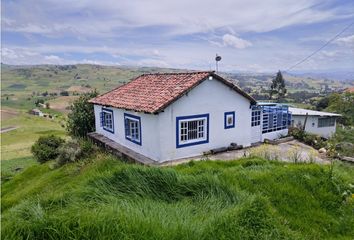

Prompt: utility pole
[{"left": 215, "top": 54, "right": 222, "bottom": 73}]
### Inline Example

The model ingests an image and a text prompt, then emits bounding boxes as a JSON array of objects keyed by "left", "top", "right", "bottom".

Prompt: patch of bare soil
[
  {"left": 48, "top": 96, "right": 79, "bottom": 113},
  {"left": 66, "top": 85, "right": 91, "bottom": 93},
  {"left": 1, "top": 109, "right": 19, "bottom": 121}
]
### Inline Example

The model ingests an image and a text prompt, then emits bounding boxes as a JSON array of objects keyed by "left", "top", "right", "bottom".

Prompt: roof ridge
[{"left": 90, "top": 71, "right": 256, "bottom": 113}]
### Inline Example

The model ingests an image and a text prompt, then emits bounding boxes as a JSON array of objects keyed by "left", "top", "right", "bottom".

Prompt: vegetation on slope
[
  {"left": 2, "top": 155, "right": 354, "bottom": 239},
  {"left": 1, "top": 110, "right": 66, "bottom": 178}
]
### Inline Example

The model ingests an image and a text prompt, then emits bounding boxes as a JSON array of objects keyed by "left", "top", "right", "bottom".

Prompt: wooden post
[{"left": 302, "top": 113, "right": 308, "bottom": 131}]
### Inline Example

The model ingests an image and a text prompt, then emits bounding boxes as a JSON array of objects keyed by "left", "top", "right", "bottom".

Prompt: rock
[
  {"left": 318, "top": 148, "right": 327, "bottom": 154},
  {"left": 335, "top": 142, "right": 353, "bottom": 151}
]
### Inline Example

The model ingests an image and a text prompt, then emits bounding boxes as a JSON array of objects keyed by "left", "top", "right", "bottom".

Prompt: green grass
[
  {"left": 2, "top": 155, "right": 354, "bottom": 239},
  {"left": 1, "top": 111, "right": 67, "bottom": 161},
  {"left": 329, "top": 127, "right": 354, "bottom": 157},
  {"left": 1, "top": 157, "right": 37, "bottom": 179}
]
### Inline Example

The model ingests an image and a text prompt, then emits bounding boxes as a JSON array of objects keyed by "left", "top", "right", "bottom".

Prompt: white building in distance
[{"left": 289, "top": 107, "right": 341, "bottom": 138}]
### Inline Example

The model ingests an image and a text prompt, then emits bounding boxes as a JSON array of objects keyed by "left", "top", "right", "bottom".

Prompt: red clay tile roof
[
  {"left": 345, "top": 87, "right": 354, "bottom": 93},
  {"left": 89, "top": 71, "right": 256, "bottom": 113}
]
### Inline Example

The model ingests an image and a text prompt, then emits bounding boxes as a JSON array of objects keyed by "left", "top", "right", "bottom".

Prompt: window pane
[{"left": 179, "top": 118, "right": 205, "bottom": 142}]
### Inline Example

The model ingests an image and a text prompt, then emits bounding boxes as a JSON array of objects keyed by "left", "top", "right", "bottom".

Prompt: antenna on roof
[{"left": 215, "top": 54, "right": 222, "bottom": 73}]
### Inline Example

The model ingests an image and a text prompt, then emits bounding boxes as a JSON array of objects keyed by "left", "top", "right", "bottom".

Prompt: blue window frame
[
  {"left": 224, "top": 111, "right": 235, "bottom": 129},
  {"left": 100, "top": 108, "right": 114, "bottom": 133},
  {"left": 251, "top": 107, "right": 261, "bottom": 127},
  {"left": 176, "top": 114, "right": 209, "bottom": 148},
  {"left": 261, "top": 105, "right": 289, "bottom": 133},
  {"left": 124, "top": 113, "right": 142, "bottom": 145}
]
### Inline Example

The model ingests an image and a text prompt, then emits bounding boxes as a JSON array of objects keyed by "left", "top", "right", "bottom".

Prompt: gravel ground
[{"left": 161, "top": 140, "right": 330, "bottom": 166}]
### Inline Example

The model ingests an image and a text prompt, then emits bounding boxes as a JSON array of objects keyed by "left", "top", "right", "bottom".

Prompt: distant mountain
[{"left": 286, "top": 70, "right": 354, "bottom": 81}]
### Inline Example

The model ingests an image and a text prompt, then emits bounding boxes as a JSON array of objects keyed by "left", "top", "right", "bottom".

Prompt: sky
[{"left": 2, "top": 0, "right": 354, "bottom": 73}]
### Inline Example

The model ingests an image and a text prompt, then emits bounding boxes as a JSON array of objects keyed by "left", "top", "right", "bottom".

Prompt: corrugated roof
[
  {"left": 89, "top": 71, "right": 256, "bottom": 113},
  {"left": 289, "top": 107, "right": 341, "bottom": 117}
]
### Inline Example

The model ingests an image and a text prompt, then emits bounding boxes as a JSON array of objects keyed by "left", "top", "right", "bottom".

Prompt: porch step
[{"left": 88, "top": 132, "right": 158, "bottom": 166}]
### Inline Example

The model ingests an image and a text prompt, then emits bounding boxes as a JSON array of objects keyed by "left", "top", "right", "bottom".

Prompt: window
[
  {"left": 251, "top": 109, "right": 261, "bottom": 127},
  {"left": 224, "top": 111, "right": 235, "bottom": 129},
  {"left": 262, "top": 106, "right": 289, "bottom": 133},
  {"left": 176, "top": 114, "right": 209, "bottom": 148},
  {"left": 124, "top": 113, "right": 141, "bottom": 145},
  {"left": 100, "top": 108, "right": 114, "bottom": 133},
  {"left": 318, "top": 117, "right": 335, "bottom": 128}
]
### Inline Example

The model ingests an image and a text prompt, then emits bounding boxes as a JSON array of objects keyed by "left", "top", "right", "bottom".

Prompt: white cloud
[
  {"left": 222, "top": 34, "right": 252, "bottom": 49},
  {"left": 2, "top": 0, "right": 354, "bottom": 71},
  {"left": 3, "top": 0, "right": 350, "bottom": 37},
  {"left": 336, "top": 34, "right": 354, "bottom": 47},
  {"left": 321, "top": 50, "right": 338, "bottom": 57}
]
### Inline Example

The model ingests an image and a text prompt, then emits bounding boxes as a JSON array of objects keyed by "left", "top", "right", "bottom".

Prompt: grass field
[
  {"left": 1, "top": 155, "right": 354, "bottom": 239},
  {"left": 1, "top": 109, "right": 67, "bottom": 176}
]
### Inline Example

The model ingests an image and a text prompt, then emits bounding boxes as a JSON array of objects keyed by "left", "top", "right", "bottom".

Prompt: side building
[{"left": 289, "top": 107, "right": 341, "bottom": 138}]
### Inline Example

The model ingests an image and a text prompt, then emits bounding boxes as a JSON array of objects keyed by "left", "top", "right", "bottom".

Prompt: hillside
[
  {"left": 2, "top": 64, "right": 354, "bottom": 111},
  {"left": 2, "top": 155, "right": 354, "bottom": 239}
]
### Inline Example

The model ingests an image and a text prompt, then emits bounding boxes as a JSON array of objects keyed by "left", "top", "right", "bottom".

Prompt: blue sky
[{"left": 2, "top": 0, "right": 354, "bottom": 72}]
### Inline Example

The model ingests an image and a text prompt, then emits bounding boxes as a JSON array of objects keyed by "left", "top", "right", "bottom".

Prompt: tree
[
  {"left": 31, "top": 135, "right": 65, "bottom": 163},
  {"left": 326, "top": 92, "right": 354, "bottom": 126},
  {"left": 270, "top": 71, "right": 287, "bottom": 101},
  {"left": 60, "top": 91, "right": 69, "bottom": 96},
  {"left": 67, "top": 90, "right": 99, "bottom": 138},
  {"left": 35, "top": 99, "right": 45, "bottom": 106},
  {"left": 315, "top": 96, "right": 329, "bottom": 111}
]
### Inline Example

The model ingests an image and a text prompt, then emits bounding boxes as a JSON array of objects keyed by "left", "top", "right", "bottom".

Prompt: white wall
[
  {"left": 261, "top": 129, "right": 288, "bottom": 141},
  {"left": 156, "top": 78, "right": 253, "bottom": 162},
  {"left": 292, "top": 115, "right": 336, "bottom": 138},
  {"left": 94, "top": 105, "right": 161, "bottom": 161}
]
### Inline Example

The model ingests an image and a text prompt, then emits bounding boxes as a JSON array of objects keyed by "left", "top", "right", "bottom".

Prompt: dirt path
[
  {"left": 1, "top": 109, "right": 19, "bottom": 121},
  {"left": 0, "top": 126, "right": 18, "bottom": 134}
]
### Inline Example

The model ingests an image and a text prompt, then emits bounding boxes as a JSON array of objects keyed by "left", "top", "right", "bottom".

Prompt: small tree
[
  {"left": 270, "top": 71, "right": 287, "bottom": 101},
  {"left": 60, "top": 91, "right": 69, "bottom": 96},
  {"left": 66, "top": 90, "right": 98, "bottom": 138},
  {"left": 31, "top": 135, "right": 65, "bottom": 163}
]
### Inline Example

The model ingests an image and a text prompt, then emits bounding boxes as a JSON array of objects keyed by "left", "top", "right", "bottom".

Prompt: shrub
[
  {"left": 307, "top": 149, "right": 319, "bottom": 163},
  {"left": 249, "top": 144, "right": 280, "bottom": 161},
  {"left": 290, "top": 128, "right": 325, "bottom": 150},
  {"left": 287, "top": 146, "right": 303, "bottom": 163},
  {"left": 66, "top": 90, "right": 98, "bottom": 138},
  {"left": 31, "top": 135, "right": 65, "bottom": 163},
  {"left": 56, "top": 139, "right": 95, "bottom": 166}
]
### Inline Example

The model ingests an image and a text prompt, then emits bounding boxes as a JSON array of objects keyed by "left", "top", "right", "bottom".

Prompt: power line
[{"left": 285, "top": 21, "right": 354, "bottom": 72}]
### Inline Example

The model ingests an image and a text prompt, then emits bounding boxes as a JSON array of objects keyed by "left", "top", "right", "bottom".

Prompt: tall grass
[{"left": 1, "top": 156, "right": 354, "bottom": 239}]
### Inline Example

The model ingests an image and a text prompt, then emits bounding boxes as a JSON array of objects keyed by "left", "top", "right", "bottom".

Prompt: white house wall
[
  {"left": 157, "top": 78, "right": 253, "bottom": 162},
  {"left": 94, "top": 105, "right": 161, "bottom": 161},
  {"left": 261, "top": 129, "right": 288, "bottom": 141},
  {"left": 292, "top": 115, "right": 336, "bottom": 138}
]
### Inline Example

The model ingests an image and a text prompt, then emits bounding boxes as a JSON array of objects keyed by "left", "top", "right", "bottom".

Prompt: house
[
  {"left": 289, "top": 107, "right": 341, "bottom": 138},
  {"left": 89, "top": 72, "right": 291, "bottom": 163},
  {"left": 30, "top": 108, "right": 44, "bottom": 116}
]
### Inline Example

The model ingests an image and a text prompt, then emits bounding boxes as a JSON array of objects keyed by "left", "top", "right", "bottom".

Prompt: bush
[
  {"left": 56, "top": 139, "right": 95, "bottom": 166},
  {"left": 289, "top": 128, "right": 325, "bottom": 150},
  {"left": 249, "top": 144, "right": 280, "bottom": 161},
  {"left": 31, "top": 135, "right": 65, "bottom": 163},
  {"left": 66, "top": 90, "right": 98, "bottom": 138}
]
